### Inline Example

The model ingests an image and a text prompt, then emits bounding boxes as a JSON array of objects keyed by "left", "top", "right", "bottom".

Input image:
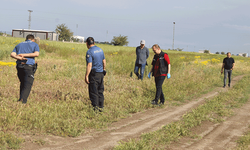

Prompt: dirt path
[
  {"left": 21, "top": 75, "right": 245, "bottom": 150},
  {"left": 183, "top": 99, "right": 250, "bottom": 150}
]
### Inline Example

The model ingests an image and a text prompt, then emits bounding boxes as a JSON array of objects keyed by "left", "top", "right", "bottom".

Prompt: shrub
[{"left": 111, "top": 35, "right": 128, "bottom": 46}]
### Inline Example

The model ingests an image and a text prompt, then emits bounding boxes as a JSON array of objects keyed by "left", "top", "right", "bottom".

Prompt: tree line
[{"left": 55, "top": 24, "right": 128, "bottom": 46}]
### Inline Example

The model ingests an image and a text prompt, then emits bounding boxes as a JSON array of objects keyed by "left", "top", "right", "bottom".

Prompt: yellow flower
[
  {"left": 201, "top": 61, "right": 208, "bottom": 66},
  {"left": 211, "top": 58, "right": 220, "bottom": 63},
  {"left": 13, "top": 40, "right": 21, "bottom": 45},
  {"left": 113, "top": 52, "right": 118, "bottom": 55},
  {"left": 195, "top": 56, "right": 200, "bottom": 59},
  {"left": 180, "top": 57, "right": 185, "bottom": 59},
  {"left": 72, "top": 48, "right": 75, "bottom": 50},
  {"left": 46, "top": 43, "right": 49, "bottom": 46}
]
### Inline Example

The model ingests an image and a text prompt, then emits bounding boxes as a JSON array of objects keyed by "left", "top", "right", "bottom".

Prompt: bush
[
  {"left": 216, "top": 52, "right": 220, "bottom": 54},
  {"left": 177, "top": 48, "right": 183, "bottom": 51},
  {"left": 204, "top": 50, "right": 210, "bottom": 54},
  {"left": 111, "top": 35, "right": 128, "bottom": 46},
  {"left": 221, "top": 52, "right": 225, "bottom": 55}
]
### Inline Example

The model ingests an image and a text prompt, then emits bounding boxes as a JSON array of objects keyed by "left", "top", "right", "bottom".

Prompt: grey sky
[{"left": 1, "top": 0, "right": 250, "bottom": 54}]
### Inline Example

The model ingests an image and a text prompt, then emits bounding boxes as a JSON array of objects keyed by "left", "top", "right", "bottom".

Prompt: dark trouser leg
[
  {"left": 154, "top": 76, "right": 166, "bottom": 103},
  {"left": 224, "top": 69, "right": 232, "bottom": 86},
  {"left": 97, "top": 73, "right": 104, "bottom": 108},
  {"left": 140, "top": 63, "right": 146, "bottom": 80},
  {"left": 89, "top": 72, "right": 104, "bottom": 108},
  {"left": 17, "top": 65, "right": 34, "bottom": 103},
  {"left": 17, "top": 65, "right": 24, "bottom": 101},
  {"left": 89, "top": 74, "right": 99, "bottom": 108},
  {"left": 224, "top": 69, "right": 228, "bottom": 86},
  {"left": 160, "top": 90, "right": 165, "bottom": 104},
  {"left": 134, "top": 64, "right": 142, "bottom": 79},
  {"left": 134, "top": 63, "right": 140, "bottom": 77},
  {"left": 228, "top": 70, "right": 232, "bottom": 86}
]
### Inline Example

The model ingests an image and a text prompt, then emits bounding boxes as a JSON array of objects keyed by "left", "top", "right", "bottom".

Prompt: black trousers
[
  {"left": 154, "top": 76, "right": 166, "bottom": 104},
  {"left": 88, "top": 72, "right": 104, "bottom": 108},
  {"left": 16, "top": 64, "right": 34, "bottom": 104}
]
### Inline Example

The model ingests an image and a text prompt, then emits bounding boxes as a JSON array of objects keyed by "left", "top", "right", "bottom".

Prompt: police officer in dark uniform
[
  {"left": 10, "top": 34, "right": 39, "bottom": 104},
  {"left": 85, "top": 37, "right": 106, "bottom": 111}
]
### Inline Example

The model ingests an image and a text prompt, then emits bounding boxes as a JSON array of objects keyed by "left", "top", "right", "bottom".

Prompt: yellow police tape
[{"left": 0, "top": 61, "right": 16, "bottom": 66}]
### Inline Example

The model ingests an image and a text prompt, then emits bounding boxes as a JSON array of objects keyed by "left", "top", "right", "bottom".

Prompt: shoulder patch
[{"left": 87, "top": 54, "right": 90, "bottom": 58}]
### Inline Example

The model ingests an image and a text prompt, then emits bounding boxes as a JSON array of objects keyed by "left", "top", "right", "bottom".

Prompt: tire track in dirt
[
  {"left": 21, "top": 75, "right": 244, "bottom": 150},
  {"left": 172, "top": 95, "right": 250, "bottom": 150}
]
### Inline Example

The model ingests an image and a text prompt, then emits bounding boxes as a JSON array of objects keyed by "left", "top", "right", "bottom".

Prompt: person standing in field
[
  {"left": 148, "top": 44, "right": 171, "bottom": 105},
  {"left": 85, "top": 37, "right": 106, "bottom": 112},
  {"left": 10, "top": 34, "right": 39, "bottom": 104},
  {"left": 221, "top": 52, "right": 235, "bottom": 88},
  {"left": 134, "top": 40, "right": 149, "bottom": 80}
]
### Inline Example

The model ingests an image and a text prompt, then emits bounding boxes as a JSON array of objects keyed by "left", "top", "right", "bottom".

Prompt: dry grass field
[{"left": 1, "top": 36, "right": 250, "bottom": 149}]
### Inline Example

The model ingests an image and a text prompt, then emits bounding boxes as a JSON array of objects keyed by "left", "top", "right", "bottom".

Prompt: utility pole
[
  {"left": 28, "top": 10, "right": 33, "bottom": 29},
  {"left": 76, "top": 24, "right": 78, "bottom": 36},
  {"left": 106, "top": 30, "right": 108, "bottom": 43},
  {"left": 172, "top": 22, "right": 175, "bottom": 50}
]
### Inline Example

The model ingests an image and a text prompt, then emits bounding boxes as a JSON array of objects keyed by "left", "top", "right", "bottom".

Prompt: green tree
[
  {"left": 55, "top": 24, "right": 73, "bottom": 41},
  {"left": 204, "top": 50, "right": 210, "bottom": 53},
  {"left": 221, "top": 52, "right": 225, "bottom": 55},
  {"left": 216, "top": 52, "right": 220, "bottom": 54},
  {"left": 243, "top": 53, "right": 246, "bottom": 57},
  {"left": 111, "top": 35, "right": 129, "bottom": 46}
]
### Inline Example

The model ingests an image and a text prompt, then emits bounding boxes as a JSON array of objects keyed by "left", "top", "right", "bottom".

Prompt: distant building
[
  {"left": 12, "top": 29, "right": 59, "bottom": 41},
  {"left": 237, "top": 53, "right": 248, "bottom": 57},
  {"left": 198, "top": 50, "right": 211, "bottom": 54},
  {"left": 71, "top": 35, "right": 84, "bottom": 43}
]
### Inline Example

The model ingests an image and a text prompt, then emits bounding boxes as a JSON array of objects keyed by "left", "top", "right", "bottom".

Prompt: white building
[
  {"left": 12, "top": 29, "right": 59, "bottom": 41},
  {"left": 198, "top": 50, "right": 211, "bottom": 54},
  {"left": 237, "top": 53, "right": 248, "bottom": 57},
  {"left": 71, "top": 35, "right": 84, "bottom": 43}
]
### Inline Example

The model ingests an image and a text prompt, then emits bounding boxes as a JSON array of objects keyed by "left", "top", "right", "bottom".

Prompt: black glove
[{"left": 103, "top": 70, "right": 106, "bottom": 76}]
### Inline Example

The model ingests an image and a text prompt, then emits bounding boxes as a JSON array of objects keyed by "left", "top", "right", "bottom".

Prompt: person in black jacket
[
  {"left": 221, "top": 52, "right": 235, "bottom": 88},
  {"left": 148, "top": 44, "right": 171, "bottom": 105}
]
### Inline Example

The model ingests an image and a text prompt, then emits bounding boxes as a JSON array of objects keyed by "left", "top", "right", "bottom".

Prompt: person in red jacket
[{"left": 148, "top": 44, "right": 171, "bottom": 105}]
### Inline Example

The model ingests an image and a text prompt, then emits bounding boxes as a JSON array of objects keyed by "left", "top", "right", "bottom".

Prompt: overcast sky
[{"left": 1, "top": 0, "right": 250, "bottom": 54}]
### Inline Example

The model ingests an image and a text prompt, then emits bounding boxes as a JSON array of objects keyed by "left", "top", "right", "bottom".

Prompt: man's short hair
[
  {"left": 86, "top": 37, "right": 95, "bottom": 45},
  {"left": 26, "top": 34, "right": 35, "bottom": 40},
  {"left": 227, "top": 52, "right": 231, "bottom": 55},
  {"left": 152, "top": 44, "right": 160, "bottom": 49}
]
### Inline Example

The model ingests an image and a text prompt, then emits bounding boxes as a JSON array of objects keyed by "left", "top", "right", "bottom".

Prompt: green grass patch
[{"left": 0, "top": 132, "right": 24, "bottom": 149}]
